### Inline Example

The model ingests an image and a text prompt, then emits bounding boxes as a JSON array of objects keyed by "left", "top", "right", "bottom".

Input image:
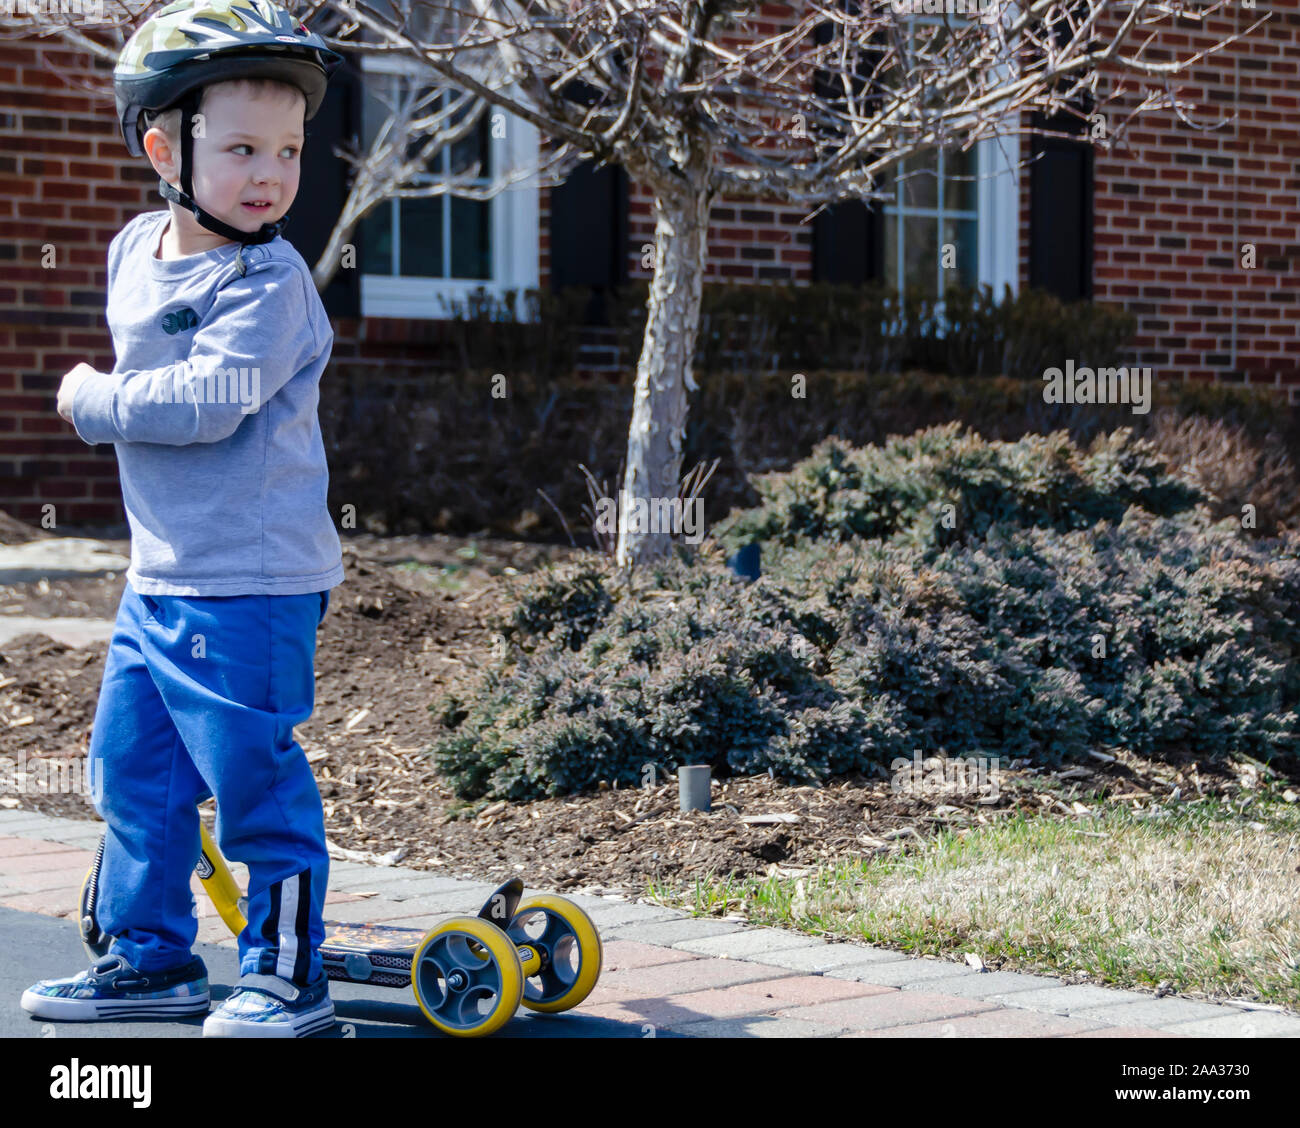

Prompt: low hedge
[
  {"left": 323, "top": 367, "right": 1300, "bottom": 542},
  {"left": 428, "top": 279, "right": 1137, "bottom": 381}
]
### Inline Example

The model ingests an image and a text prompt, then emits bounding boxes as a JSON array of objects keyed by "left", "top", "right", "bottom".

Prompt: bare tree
[{"left": 319, "top": 0, "right": 1261, "bottom": 568}]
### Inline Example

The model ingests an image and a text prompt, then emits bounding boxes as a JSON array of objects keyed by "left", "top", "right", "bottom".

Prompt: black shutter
[
  {"left": 549, "top": 77, "right": 629, "bottom": 326},
  {"left": 549, "top": 159, "right": 628, "bottom": 326},
  {"left": 1029, "top": 119, "right": 1094, "bottom": 301},
  {"left": 1028, "top": 3, "right": 1095, "bottom": 301},
  {"left": 288, "top": 49, "right": 362, "bottom": 318},
  {"left": 810, "top": 3, "right": 884, "bottom": 283}
]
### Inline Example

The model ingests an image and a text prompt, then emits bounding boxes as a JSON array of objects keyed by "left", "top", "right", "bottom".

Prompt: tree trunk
[{"left": 615, "top": 170, "right": 713, "bottom": 569}]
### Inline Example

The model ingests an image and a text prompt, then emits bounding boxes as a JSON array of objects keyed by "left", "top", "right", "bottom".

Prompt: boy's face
[{"left": 145, "top": 82, "right": 306, "bottom": 242}]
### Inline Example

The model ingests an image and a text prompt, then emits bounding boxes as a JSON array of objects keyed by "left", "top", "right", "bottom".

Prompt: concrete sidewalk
[
  {"left": 2, "top": 808, "right": 1296, "bottom": 1038},
  {"left": 0, "top": 534, "right": 124, "bottom": 647}
]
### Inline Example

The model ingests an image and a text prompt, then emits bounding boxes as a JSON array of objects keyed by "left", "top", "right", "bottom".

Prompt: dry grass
[{"left": 658, "top": 794, "right": 1300, "bottom": 1010}]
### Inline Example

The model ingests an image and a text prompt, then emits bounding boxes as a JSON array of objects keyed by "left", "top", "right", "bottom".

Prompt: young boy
[{"left": 22, "top": 1, "right": 345, "bottom": 1038}]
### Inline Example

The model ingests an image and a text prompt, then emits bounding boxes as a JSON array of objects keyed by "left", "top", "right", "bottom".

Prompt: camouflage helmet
[{"left": 114, "top": 0, "right": 343, "bottom": 157}]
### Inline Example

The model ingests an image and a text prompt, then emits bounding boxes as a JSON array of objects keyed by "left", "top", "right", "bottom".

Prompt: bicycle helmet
[{"left": 115, "top": 0, "right": 343, "bottom": 245}]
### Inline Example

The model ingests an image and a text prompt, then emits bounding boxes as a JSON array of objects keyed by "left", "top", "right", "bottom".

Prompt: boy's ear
[{"left": 142, "top": 127, "right": 180, "bottom": 187}]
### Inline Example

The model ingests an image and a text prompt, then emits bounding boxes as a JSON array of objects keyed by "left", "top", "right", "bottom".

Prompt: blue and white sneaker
[
  {"left": 202, "top": 971, "right": 335, "bottom": 1038},
  {"left": 21, "top": 953, "right": 210, "bottom": 1021}
]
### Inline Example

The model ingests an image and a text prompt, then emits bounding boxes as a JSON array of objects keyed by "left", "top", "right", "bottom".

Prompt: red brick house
[{"left": 1, "top": 3, "right": 1297, "bottom": 526}]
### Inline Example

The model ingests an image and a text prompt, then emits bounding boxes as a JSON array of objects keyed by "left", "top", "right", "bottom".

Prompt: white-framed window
[
  {"left": 358, "top": 54, "right": 540, "bottom": 320},
  {"left": 878, "top": 13, "right": 1020, "bottom": 301},
  {"left": 880, "top": 136, "right": 1019, "bottom": 300}
]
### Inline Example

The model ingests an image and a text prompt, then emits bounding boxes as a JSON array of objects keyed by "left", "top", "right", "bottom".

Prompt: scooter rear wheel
[{"left": 507, "top": 895, "right": 603, "bottom": 1013}]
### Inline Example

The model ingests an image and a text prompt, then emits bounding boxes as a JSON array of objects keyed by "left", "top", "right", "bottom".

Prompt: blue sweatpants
[{"left": 85, "top": 581, "right": 331, "bottom": 985}]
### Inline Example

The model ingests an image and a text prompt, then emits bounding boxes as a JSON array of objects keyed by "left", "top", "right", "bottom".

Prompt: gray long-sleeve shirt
[{"left": 70, "top": 209, "right": 344, "bottom": 596}]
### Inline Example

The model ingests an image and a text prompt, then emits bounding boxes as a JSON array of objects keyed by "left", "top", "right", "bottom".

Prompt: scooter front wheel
[{"left": 410, "top": 916, "right": 523, "bottom": 1037}]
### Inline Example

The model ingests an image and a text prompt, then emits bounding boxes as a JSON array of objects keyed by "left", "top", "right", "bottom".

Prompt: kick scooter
[{"left": 77, "top": 822, "right": 603, "bottom": 1037}]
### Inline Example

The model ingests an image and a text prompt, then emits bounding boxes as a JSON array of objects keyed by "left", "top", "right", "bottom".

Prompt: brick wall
[
  {"left": 0, "top": 40, "right": 125, "bottom": 527},
  {"left": 1020, "top": 2, "right": 1300, "bottom": 401}
]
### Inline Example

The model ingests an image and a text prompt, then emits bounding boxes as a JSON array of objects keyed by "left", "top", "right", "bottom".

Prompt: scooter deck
[
  {"left": 320, "top": 921, "right": 429, "bottom": 986},
  {"left": 319, "top": 877, "right": 526, "bottom": 987}
]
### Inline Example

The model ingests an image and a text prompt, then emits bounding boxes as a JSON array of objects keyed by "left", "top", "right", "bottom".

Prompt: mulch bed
[{"left": 0, "top": 518, "right": 1253, "bottom": 902}]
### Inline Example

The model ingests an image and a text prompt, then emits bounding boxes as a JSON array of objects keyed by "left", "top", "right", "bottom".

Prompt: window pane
[
  {"left": 366, "top": 0, "right": 468, "bottom": 41},
  {"left": 944, "top": 146, "right": 978, "bottom": 212},
  {"left": 448, "top": 94, "right": 491, "bottom": 179},
  {"left": 901, "top": 151, "right": 937, "bottom": 209},
  {"left": 360, "top": 201, "right": 394, "bottom": 276},
  {"left": 406, "top": 0, "right": 462, "bottom": 40},
  {"left": 879, "top": 162, "right": 896, "bottom": 204},
  {"left": 361, "top": 74, "right": 394, "bottom": 151},
  {"left": 451, "top": 197, "right": 491, "bottom": 280},
  {"left": 451, "top": 114, "right": 491, "bottom": 179},
  {"left": 405, "top": 84, "right": 442, "bottom": 166},
  {"left": 399, "top": 194, "right": 444, "bottom": 277},
  {"left": 903, "top": 215, "right": 938, "bottom": 298},
  {"left": 942, "top": 217, "right": 978, "bottom": 293}
]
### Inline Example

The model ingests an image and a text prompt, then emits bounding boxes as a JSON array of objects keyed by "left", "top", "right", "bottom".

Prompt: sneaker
[
  {"left": 21, "top": 953, "right": 210, "bottom": 1021},
  {"left": 202, "top": 970, "right": 334, "bottom": 1038}
]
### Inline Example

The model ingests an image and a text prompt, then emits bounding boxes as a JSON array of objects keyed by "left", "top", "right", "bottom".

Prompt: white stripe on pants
[{"left": 276, "top": 873, "right": 300, "bottom": 980}]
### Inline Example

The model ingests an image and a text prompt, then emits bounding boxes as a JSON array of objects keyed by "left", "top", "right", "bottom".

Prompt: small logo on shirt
[{"left": 161, "top": 307, "right": 200, "bottom": 335}]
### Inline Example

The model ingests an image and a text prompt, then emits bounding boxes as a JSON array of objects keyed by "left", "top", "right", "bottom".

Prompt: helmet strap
[{"left": 156, "top": 87, "right": 288, "bottom": 248}]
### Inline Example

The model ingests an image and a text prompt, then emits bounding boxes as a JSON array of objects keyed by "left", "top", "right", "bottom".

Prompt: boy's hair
[{"left": 142, "top": 77, "right": 306, "bottom": 150}]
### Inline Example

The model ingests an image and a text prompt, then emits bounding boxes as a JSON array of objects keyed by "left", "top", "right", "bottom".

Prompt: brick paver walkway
[{"left": 3, "top": 809, "right": 1296, "bottom": 1038}]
